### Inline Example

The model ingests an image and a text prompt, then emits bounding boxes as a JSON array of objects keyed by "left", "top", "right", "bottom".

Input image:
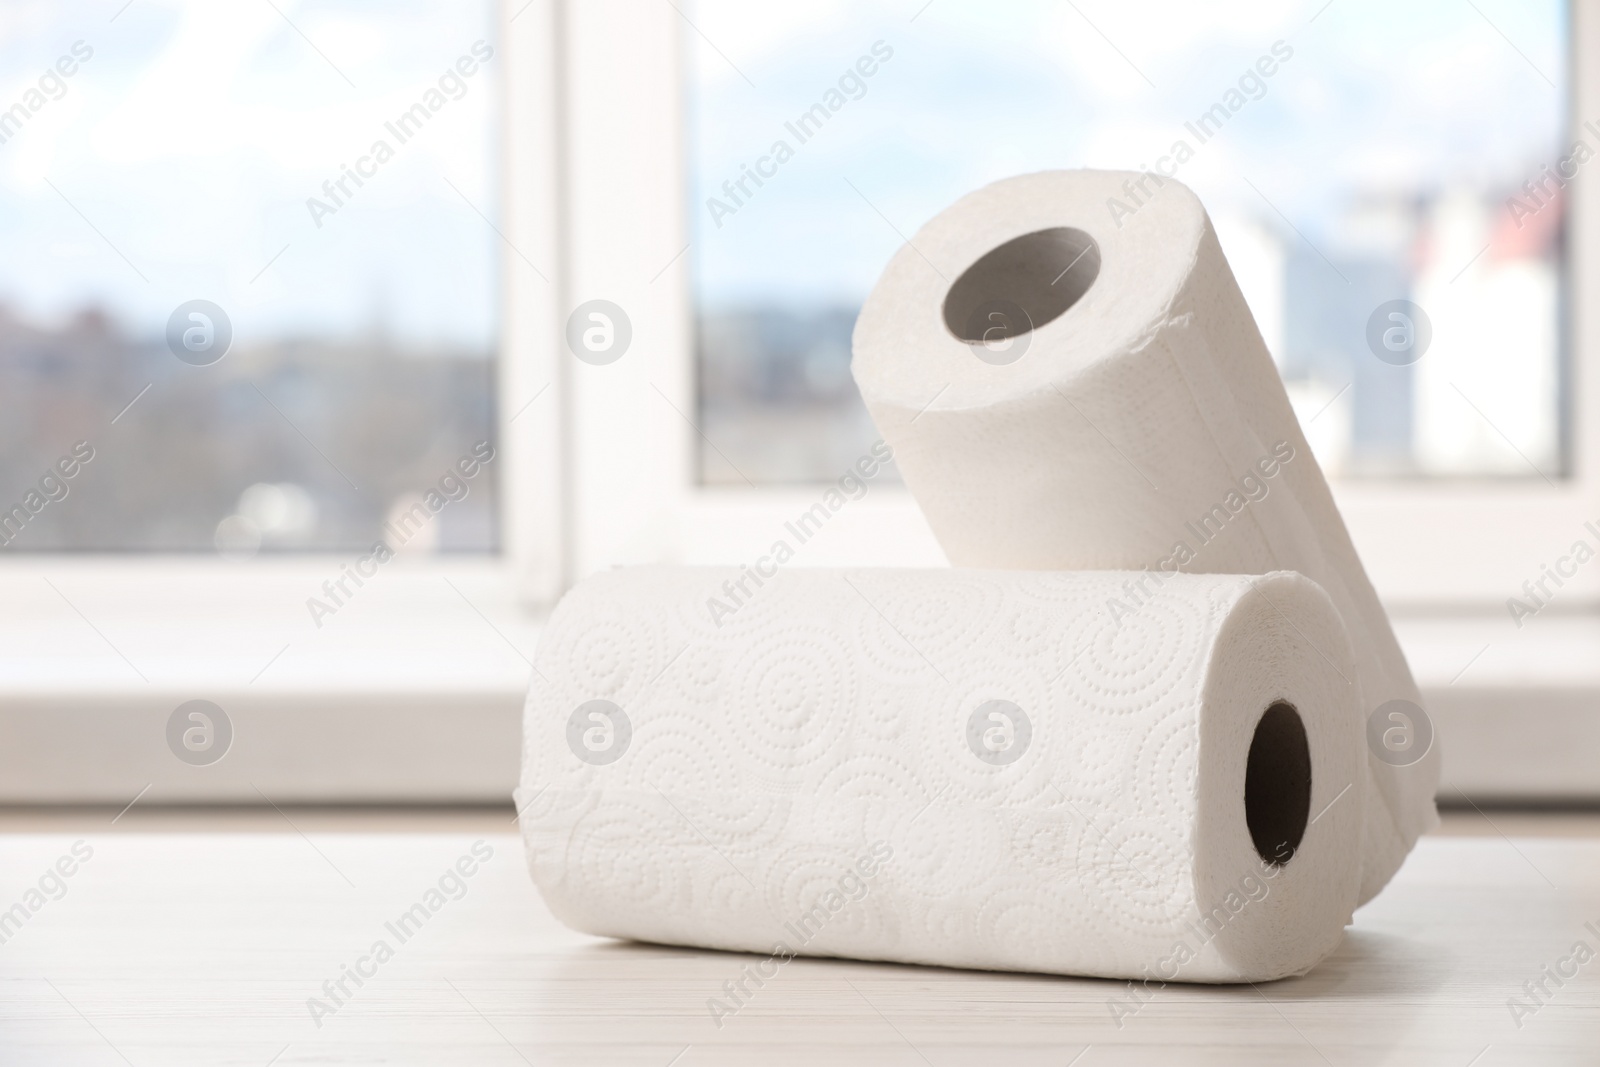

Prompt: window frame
[
  {"left": 4, "top": 0, "right": 1596, "bottom": 803},
  {"left": 556, "top": 0, "right": 1599, "bottom": 805},
  {"left": 563, "top": 0, "right": 1600, "bottom": 610},
  {"left": 0, "top": 0, "right": 566, "bottom": 600}
]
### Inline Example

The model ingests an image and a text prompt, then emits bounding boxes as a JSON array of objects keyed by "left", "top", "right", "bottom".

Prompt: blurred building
[{"left": 0, "top": 305, "right": 496, "bottom": 552}]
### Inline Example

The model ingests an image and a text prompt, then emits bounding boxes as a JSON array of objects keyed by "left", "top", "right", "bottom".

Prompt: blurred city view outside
[
  {"left": 0, "top": 0, "right": 498, "bottom": 552},
  {"left": 689, "top": 0, "right": 1567, "bottom": 485}
]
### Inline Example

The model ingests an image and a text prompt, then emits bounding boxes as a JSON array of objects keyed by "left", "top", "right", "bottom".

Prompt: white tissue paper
[
  {"left": 518, "top": 566, "right": 1363, "bottom": 982},
  {"left": 851, "top": 169, "right": 1437, "bottom": 904}
]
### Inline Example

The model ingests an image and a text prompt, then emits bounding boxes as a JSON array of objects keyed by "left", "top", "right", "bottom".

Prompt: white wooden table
[{"left": 0, "top": 816, "right": 1595, "bottom": 1065}]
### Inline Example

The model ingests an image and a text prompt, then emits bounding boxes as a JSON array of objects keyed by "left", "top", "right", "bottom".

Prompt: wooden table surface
[{"left": 0, "top": 812, "right": 1595, "bottom": 1065}]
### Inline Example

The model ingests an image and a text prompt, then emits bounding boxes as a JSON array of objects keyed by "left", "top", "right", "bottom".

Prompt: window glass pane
[
  {"left": 688, "top": 0, "right": 1567, "bottom": 483},
  {"left": 0, "top": 0, "right": 499, "bottom": 551}
]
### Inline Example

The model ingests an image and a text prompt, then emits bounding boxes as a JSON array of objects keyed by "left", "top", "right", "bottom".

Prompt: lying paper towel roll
[
  {"left": 851, "top": 169, "right": 1437, "bottom": 904},
  {"left": 517, "top": 566, "right": 1363, "bottom": 982}
]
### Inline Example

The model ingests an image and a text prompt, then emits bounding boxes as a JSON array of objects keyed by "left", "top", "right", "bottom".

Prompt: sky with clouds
[
  {"left": 688, "top": 0, "right": 1566, "bottom": 307},
  {"left": 0, "top": 0, "right": 498, "bottom": 347},
  {"left": 0, "top": 0, "right": 1566, "bottom": 343}
]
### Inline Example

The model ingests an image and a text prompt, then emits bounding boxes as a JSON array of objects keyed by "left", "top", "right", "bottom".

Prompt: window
[
  {"left": 0, "top": 1, "right": 564, "bottom": 802},
  {"left": 556, "top": 0, "right": 1600, "bottom": 806},
  {"left": 4, "top": 0, "right": 1591, "bottom": 801}
]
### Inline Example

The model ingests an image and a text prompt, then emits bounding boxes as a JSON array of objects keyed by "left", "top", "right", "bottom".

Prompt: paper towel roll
[
  {"left": 851, "top": 169, "right": 1437, "bottom": 904},
  {"left": 518, "top": 566, "right": 1363, "bottom": 982}
]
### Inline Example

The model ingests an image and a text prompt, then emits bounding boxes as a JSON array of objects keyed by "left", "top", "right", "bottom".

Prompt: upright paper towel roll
[
  {"left": 851, "top": 170, "right": 1437, "bottom": 904},
  {"left": 518, "top": 566, "right": 1363, "bottom": 982}
]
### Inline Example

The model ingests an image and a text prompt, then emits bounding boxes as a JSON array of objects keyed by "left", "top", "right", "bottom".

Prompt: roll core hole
[
  {"left": 1244, "top": 701, "right": 1312, "bottom": 867},
  {"left": 942, "top": 227, "right": 1101, "bottom": 344}
]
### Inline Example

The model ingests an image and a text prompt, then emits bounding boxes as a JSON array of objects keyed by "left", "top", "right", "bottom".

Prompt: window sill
[
  {"left": 1398, "top": 610, "right": 1600, "bottom": 802},
  {"left": 0, "top": 558, "right": 1592, "bottom": 804},
  {"left": 0, "top": 558, "right": 537, "bottom": 804}
]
